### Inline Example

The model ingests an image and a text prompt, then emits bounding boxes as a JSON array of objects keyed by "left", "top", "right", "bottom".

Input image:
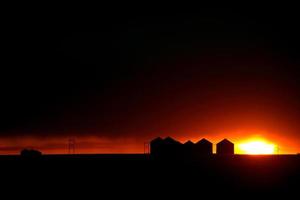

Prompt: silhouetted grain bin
[
  {"left": 162, "top": 137, "right": 182, "bottom": 156},
  {"left": 184, "top": 140, "right": 194, "bottom": 148},
  {"left": 150, "top": 137, "right": 182, "bottom": 158},
  {"left": 183, "top": 140, "right": 194, "bottom": 158},
  {"left": 195, "top": 138, "right": 213, "bottom": 155},
  {"left": 150, "top": 137, "right": 164, "bottom": 156},
  {"left": 216, "top": 139, "right": 234, "bottom": 155}
]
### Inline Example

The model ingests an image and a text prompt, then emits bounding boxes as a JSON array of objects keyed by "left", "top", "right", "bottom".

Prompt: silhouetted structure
[
  {"left": 216, "top": 139, "right": 234, "bottom": 155},
  {"left": 161, "top": 136, "right": 182, "bottom": 158},
  {"left": 183, "top": 140, "right": 194, "bottom": 159},
  {"left": 20, "top": 149, "right": 42, "bottom": 158},
  {"left": 150, "top": 137, "right": 215, "bottom": 159},
  {"left": 68, "top": 138, "right": 76, "bottom": 154},
  {"left": 150, "top": 137, "right": 164, "bottom": 157},
  {"left": 144, "top": 142, "right": 150, "bottom": 154},
  {"left": 195, "top": 138, "right": 213, "bottom": 155},
  {"left": 150, "top": 137, "right": 182, "bottom": 159},
  {"left": 151, "top": 137, "right": 236, "bottom": 159}
]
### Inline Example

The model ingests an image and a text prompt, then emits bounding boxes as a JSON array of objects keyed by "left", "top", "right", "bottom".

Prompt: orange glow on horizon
[
  {"left": 0, "top": 132, "right": 299, "bottom": 155},
  {"left": 237, "top": 140, "right": 277, "bottom": 154},
  {"left": 177, "top": 131, "right": 299, "bottom": 155},
  {"left": 0, "top": 136, "right": 145, "bottom": 155}
]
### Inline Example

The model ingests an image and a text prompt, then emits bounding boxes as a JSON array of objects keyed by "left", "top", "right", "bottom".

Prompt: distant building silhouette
[
  {"left": 195, "top": 138, "right": 213, "bottom": 155},
  {"left": 161, "top": 136, "right": 182, "bottom": 158},
  {"left": 150, "top": 137, "right": 164, "bottom": 157},
  {"left": 20, "top": 149, "right": 42, "bottom": 158},
  {"left": 151, "top": 137, "right": 235, "bottom": 159},
  {"left": 150, "top": 137, "right": 182, "bottom": 159},
  {"left": 183, "top": 140, "right": 194, "bottom": 159},
  {"left": 216, "top": 139, "right": 234, "bottom": 155},
  {"left": 150, "top": 137, "right": 216, "bottom": 159}
]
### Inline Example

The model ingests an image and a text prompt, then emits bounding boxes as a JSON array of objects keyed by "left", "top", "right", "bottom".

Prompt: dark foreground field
[{"left": 1, "top": 154, "right": 300, "bottom": 197}]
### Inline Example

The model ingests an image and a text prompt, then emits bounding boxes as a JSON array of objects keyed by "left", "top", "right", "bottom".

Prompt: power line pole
[
  {"left": 68, "top": 138, "right": 76, "bottom": 154},
  {"left": 144, "top": 142, "right": 150, "bottom": 154}
]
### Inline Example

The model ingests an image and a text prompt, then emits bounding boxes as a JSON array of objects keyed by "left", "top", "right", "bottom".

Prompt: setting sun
[{"left": 238, "top": 140, "right": 277, "bottom": 154}]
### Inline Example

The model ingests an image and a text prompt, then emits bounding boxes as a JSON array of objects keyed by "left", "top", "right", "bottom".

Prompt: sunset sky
[{"left": 1, "top": 7, "right": 300, "bottom": 154}]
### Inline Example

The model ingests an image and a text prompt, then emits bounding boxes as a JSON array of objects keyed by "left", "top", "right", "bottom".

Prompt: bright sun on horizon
[{"left": 238, "top": 139, "right": 277, "bottom": 155}]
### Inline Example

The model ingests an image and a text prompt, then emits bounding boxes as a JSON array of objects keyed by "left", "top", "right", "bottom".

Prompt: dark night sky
[{"left": 1, "top": 6, "right": 300, "bottom": 153}]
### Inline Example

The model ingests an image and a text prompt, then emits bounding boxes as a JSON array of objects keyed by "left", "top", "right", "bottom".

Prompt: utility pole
[
  {"left": 68, "top": 138, "right": 76, "bottom": 154},
  {"left": 144, "top": 142, "right": 150, "bottom": 154}
]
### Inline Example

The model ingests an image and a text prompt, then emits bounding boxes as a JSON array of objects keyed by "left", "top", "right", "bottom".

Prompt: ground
[{"left": 1, "top": 154, "right": 299, "bottom": 197}]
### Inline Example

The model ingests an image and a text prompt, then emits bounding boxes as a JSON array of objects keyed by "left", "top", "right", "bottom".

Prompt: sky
[{"left": 1, "top": 6, "right": 300, "bottom": 154}]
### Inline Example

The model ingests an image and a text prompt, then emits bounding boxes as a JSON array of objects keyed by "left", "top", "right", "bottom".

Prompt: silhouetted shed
[
  {"left": 195, "top": 138, "right": 213, "bottom": 155},
  {"left": 216, "top": 139, "right": 234, "bottom": 155}
]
